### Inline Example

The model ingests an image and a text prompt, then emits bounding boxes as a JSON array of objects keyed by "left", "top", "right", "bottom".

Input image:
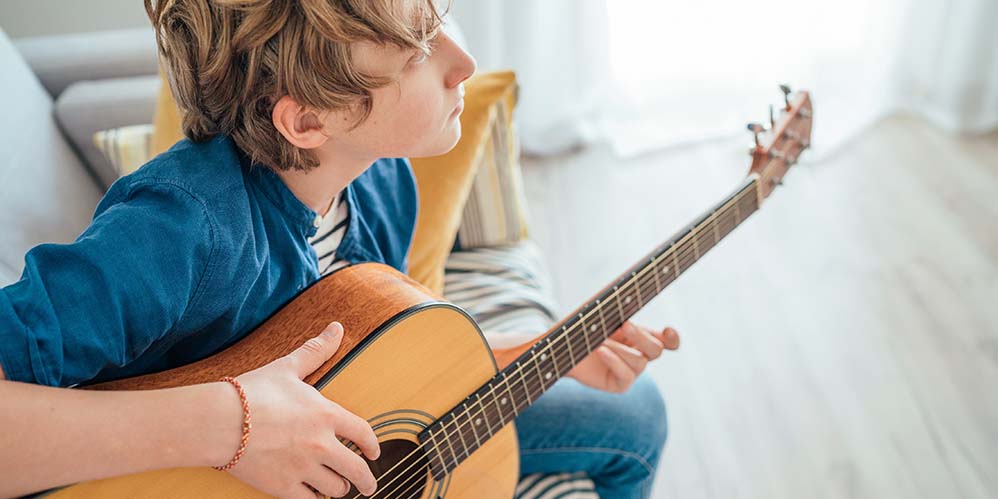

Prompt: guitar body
[{"left": 43, "top": 263, "right": 518, "bottom": 499}]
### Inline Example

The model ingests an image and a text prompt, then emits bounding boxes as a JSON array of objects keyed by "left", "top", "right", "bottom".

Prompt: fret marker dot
[
  {"left": 590, "top": 325, "right": 597, "bottom": 332},
  {"left": 501, "top": 397, "right": 508, "bottom": 405},
  {"left": 475, "top": 418, "right": 482, "bottom": 426},
  {"left": 631, "top": 271, "right": 636, "bottom": 276},
  {"left": 541, "top": 353, "right": 547, "bottom": 361},
  {"left": 625, "top": 296, "right": 633, "bottom": 304},
  {"left": 545, "top": 372, "right": 552, "bottom": 380},
  {"left": 663, "top": 266, "right": 669, "bottom": 274}
]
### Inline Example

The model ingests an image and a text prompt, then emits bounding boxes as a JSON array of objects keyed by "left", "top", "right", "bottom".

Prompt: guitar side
[{"left": 39, "top": 263, "right": 518, "bottom": 499}]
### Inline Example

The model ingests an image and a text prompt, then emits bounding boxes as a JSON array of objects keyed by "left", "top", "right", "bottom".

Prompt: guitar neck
[{"left": 421, "top": 174, "right": 763, "bottom": 479}]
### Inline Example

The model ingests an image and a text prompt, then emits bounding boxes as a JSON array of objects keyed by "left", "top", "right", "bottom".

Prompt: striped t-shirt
[{"left": 307, "top": 190, "right": 350, "bottom": 276}]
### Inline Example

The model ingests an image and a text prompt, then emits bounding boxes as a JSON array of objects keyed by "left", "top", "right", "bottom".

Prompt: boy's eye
[
  {"left": 410, "top": 51, "right": 428, "bottom": 64},
  {"left": 409, "top": 37, "right": 438, "bottom": 65}
]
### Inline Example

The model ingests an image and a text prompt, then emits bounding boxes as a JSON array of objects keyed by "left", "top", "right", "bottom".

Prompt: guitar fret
[
  {"left": 461, "top": 401, "right": 481, "bottom": 450},
  {"left": 440, "top": 419, "right": 460, "bottom": 470},
  {"left": 581, "top": 317, "right": 593, "bottom": 354},
  {"left": 488, "top": 383, "right": 506, "bottom": 426},
  {"left": 426, "top": 429, "right": 452, "bottom": 474},
  {"left": 633, "top": 271, "right": 644, "bottom": 310},
  {"left": 471, "top": 393, "right": 493, "bottom": 441},
  {"left": 502, "top": 371, "right": 519, "bottom": 417},
  {"left": 518, "top": 361, "right": 535, "bottom": 405},
  {"left": 614, "top": 286, "right": 625, "bottom": 325},
  {"left": 565, "top": 321, "right": 577, "bottom": 368},
  {"left": 532, "top": 348, "right": 549, "bottom": 393},
  {"left": 597, "top": 301, "right": 610, "bottom": 340},
  {"left": 651, "top": 257, "right": 663, "bottom": 294},
  {"left": 546, "top": 340, "right": 560, "bottom": 383}
]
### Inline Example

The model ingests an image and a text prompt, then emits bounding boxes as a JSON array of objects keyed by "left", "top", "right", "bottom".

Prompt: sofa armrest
[
  {"left": 14, "top": 28, "right": 158, "bottom": 98},
  {"left": 55, "top": 75, "right": 160, "bottom": 189}
]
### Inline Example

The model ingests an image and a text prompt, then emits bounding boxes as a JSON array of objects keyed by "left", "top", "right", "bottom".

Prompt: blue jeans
[{"left": 514, "top": 373, "right": 669, "bottom": 498}]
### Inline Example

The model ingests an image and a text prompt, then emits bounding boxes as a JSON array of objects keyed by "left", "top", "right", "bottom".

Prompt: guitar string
[
  {"left": 425, "top": 183, "right": 758, "bottom": 451},
  {"left": 343, "top": 182, "right": 760, "bottom": 499},
  {"left": 346, "top": 187, "right": 758, "bottom": 499},
  {"left": 357, "top": 191, "right": 757, "bottom": 499},
  {"left": 343, "top": 185, "right": 759, "bottom": 499},
  {"left": 352, "top": 140, "right": 803, "bottom": 497}
]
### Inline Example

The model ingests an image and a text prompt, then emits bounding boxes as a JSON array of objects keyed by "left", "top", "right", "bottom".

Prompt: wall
[{"left": 0, "top": 0, "right": 147, "bottom": 38}]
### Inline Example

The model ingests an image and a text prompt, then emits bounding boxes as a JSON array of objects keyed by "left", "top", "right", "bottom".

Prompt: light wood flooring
[{"left": 520, "top": 114, "right": 998, "bottom": 499}]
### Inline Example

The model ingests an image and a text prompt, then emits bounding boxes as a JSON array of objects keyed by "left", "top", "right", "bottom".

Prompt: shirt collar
[{"left": 231, "top": 140, "right": 322, "bottom": 238}]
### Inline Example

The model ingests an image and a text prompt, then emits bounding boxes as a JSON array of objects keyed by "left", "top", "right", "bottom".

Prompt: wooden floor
[{"left": 519, "top": 114, "right": 998, "bottom": 499}]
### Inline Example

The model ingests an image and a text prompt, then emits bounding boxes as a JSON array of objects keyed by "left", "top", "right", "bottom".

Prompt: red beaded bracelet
[{"left": 214, "top": 376, "right": 252, "bottom": 471}]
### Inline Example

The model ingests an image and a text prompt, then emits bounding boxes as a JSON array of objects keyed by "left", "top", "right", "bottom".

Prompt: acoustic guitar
[{"left": 32, "top": 86, "right": 812, "bottom": 499}]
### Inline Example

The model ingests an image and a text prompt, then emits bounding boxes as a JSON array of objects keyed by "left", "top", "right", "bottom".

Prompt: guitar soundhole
[{"left": 348, "top": 439, "right": 429, "bottom": 499}]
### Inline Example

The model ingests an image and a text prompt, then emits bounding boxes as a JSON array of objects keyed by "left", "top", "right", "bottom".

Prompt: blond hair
[{"left": 144, "top": 0, "right": 450, "bottom": 172}]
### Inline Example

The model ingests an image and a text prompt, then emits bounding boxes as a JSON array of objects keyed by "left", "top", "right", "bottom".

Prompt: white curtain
[
  {"left": 451, "top": 0, "right": 997, "bottom": 160},
  {"left": 448, "top": 0, "right": 614, "bottom": 156}
]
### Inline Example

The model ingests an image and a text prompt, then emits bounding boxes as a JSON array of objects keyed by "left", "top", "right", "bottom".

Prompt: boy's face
[{"left": 322, "top": 21, "right": 477, "bottom": 161}]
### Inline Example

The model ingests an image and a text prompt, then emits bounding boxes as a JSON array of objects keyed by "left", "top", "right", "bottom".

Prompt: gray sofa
[{"left": 0, "top": 25, "right": 597, "bottom": 499}]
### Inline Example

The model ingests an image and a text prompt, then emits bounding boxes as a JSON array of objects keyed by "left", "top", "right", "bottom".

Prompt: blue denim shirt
[{"left": 0, "top": 134, "right": 418, "bottom": 387}]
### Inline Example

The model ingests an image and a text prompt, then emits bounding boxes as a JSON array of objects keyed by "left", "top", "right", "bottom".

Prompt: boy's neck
[{"left": 274, "top": 148, "right": 377, "bottom": 217}]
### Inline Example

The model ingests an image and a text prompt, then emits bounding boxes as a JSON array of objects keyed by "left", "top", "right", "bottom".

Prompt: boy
[{"left": 0, "top": 1, "right": 678, "bottom": 498}]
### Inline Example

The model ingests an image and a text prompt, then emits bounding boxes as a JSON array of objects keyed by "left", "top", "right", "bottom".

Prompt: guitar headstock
[{"left": 747, "top": 84, "right": 813, "bottom": 200}]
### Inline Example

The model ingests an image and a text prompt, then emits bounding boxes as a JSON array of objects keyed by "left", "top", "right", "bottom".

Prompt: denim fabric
[
  {"left": 515, "top": 374, "right": 669, "bottom": 499},
  {"left": 0, "top": 134, "right": 418, "bottom": 387}
]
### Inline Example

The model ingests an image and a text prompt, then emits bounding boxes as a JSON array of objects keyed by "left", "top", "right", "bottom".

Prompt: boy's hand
[
  {"left": 225, "top": 322, "right": 381, "bottom": 499},
  {"left": 567, "top": 321, "right": 680, "bottom": 393}
]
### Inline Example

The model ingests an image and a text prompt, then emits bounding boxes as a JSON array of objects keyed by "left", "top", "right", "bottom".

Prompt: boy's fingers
[
  {"left": 328, "top": 404, "right": 382, "bottom": 461},
  {"left": 658, "top": 327, "right": 680, "bottom": 350},
  {"left": 618, "top": 322, "right": 665, "bottom": 360},
  {"left": 603, "top": 339, "right": 647, "bottom": 375},
  {"left": 597, "top": 345, "right": 635, "bottom": 392},
  {"left": 287, "top": 322, "right": 344, "bottom": 380}
]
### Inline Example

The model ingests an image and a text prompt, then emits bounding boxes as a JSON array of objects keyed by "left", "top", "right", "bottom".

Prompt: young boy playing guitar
[{"left": 0, "top": 1, "right": 679, "bottom": 498}]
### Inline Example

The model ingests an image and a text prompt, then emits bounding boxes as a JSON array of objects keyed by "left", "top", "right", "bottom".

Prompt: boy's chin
[{"left": 410, "top": 123, "right": 462, "bottom": 159}]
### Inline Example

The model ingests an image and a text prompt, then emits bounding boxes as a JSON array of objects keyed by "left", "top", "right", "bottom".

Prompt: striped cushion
[
  {"left": 442, "top": 239, "right": 598, "bottom": 498},
  {"left": 515, "top": 472, "right": 599, "bottom": 499},
  {"left": 454, "top": 85, "right": 531, "bottom": 250},
  {"left": 92, "top": 124, "right": 155, "bottom": 176}
]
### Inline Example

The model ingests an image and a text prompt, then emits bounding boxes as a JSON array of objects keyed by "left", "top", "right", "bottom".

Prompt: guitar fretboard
[{"left": 421, "top": 175, "right": 762, "bottom": 479}]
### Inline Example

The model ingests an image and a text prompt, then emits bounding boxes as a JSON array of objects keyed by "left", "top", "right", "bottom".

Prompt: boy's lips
[{"left": 450, "top": 89, "right": 466, "bottom": 116}]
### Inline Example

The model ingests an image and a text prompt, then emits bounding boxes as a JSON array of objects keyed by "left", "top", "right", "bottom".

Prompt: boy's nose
[{"left": 443, "top": 32, "right": 477, "bottom": 89}]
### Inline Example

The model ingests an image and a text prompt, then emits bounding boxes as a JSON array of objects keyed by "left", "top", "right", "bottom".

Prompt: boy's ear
[{"left": 272, "top": 95, "right": 330, "bottom": 150}]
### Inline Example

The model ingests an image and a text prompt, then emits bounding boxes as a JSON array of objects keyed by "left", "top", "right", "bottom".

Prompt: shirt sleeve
[{"left": 0, "top": 181, "right": 214, "bottom": 387}]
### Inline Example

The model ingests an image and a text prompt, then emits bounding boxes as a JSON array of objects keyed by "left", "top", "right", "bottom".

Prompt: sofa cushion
[
  {"left": 14, "top": 28, "right": 158, "bottom": 99},
  {"left": 443, "top": 238, "right": 559, "bottom": 334},
  {"left": 55, "top": 75, "right": 160, "bottom": 189},
  {"left": 453, "top": 80, "right": 531, "bottom": 251},
  {"left": 0, "top": 28, "right": 104, "bottom": 286},
  {"left": 92, "top": 124, "right": 156, "bottom": 176},
  {"left": 516, "top": 472, "right": 599, "bottom": 499}
]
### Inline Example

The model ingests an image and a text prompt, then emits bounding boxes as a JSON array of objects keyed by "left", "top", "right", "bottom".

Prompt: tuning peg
[
  {"left": 779, "top": 84, "right": 792, "bottom": 111},
  {"left": 769, "top": 104, "right": 776, "bottom": 128},
  {"left": 747, "top": 122, "right": 765, "bottom": 149}
]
